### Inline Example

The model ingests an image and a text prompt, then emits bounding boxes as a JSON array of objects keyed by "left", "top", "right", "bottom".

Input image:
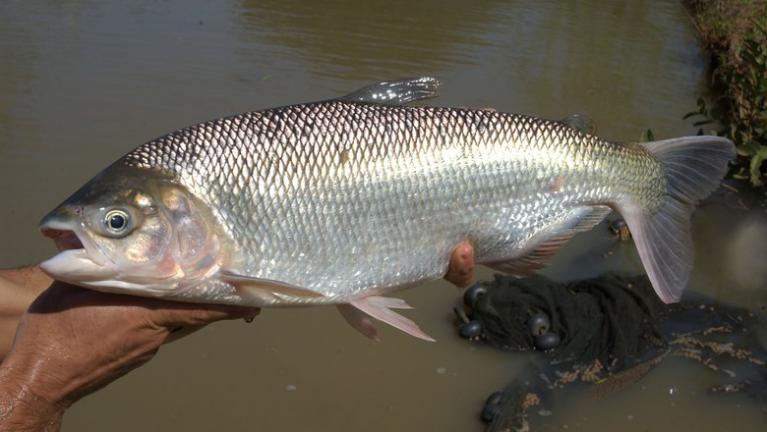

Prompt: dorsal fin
[
  {"left": 487, "top": 205, "right": 612, "bottom": 276},
  {"left": 559, "top": 113, "right": 596, "bottom": 134},
  {"left": 336, "top": 77, "right": 440, "bottom": 105}
]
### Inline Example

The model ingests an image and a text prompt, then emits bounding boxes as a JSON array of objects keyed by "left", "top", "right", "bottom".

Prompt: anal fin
[{"left": 342, "top": 296, "right": 435, "bottom": 342}]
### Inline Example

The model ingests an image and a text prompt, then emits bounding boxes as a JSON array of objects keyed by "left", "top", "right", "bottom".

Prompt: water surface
[{"left": 0, "top": 1, "right": 764, "bottom": 430}]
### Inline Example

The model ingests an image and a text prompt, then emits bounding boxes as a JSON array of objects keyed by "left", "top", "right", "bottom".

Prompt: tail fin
[{"left": 618, "top": 136, "right": 735, "bottom": 303}]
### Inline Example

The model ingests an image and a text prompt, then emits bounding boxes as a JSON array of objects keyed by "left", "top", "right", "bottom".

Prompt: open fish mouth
[
  {"left": 39, "top": 219, "right": 112, "bottom": 281},
  {"left": 42, "top": 227, "right": 85, "bottom": 251},
  {"left": 38, "top": 218, "right": 172, "bottom": 294}
]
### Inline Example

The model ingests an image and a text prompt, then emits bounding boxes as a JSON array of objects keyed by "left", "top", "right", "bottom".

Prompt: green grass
[{"left": 684, "top": 0, "right": 767, "bottom": 187}]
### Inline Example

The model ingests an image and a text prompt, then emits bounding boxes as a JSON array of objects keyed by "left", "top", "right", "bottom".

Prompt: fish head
[{"left": 39, "top": 165, "right": 223, "bottom": 295}]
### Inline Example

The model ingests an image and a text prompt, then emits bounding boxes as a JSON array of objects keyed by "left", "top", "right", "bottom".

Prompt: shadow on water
[{"left": 0, "top": 0, "right": 764, "bottom": 431}]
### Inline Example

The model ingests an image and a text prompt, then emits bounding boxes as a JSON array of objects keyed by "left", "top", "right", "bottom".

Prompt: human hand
[
  {"left": 0, "top": 240, "right": 470, "bottom": 431},
  {"left": 0, "top": 281, "right": 258, "bottom": 431},
  {"left": 445, "top": 240, "right": 475, "bottom": 288}
]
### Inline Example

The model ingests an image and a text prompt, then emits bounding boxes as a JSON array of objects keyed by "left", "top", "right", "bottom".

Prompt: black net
[
  {"left": 471, "top": 273, "right": 668, "bottom": 371},
  {"left": 463, "top": 273, "right": 767, "bottom": 431}
]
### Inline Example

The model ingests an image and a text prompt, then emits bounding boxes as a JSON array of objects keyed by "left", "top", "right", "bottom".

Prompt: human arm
[
  {"left": 0, "top": 280, "right": 258, "bottom": 431},
  {"left": 0, "top": 238, "right": 473, "bottom": 431},
  {"left": 0, "top": 267, "right": 51, "bottom": 360}
]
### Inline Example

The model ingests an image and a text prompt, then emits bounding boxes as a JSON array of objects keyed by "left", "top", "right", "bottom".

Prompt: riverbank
[{"left": 684, "top": 0, "right": 767, "bottom": 188}]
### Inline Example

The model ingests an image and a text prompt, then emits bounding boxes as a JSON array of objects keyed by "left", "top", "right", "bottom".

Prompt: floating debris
[
  {"left": 459, "top": 320, "right": 483, "bottom": 340},
  {"left": 609, "top": 218, "right": 632, "bottom": 241}
]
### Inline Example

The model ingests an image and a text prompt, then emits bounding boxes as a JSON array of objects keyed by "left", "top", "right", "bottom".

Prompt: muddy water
[{"left": 0, "top": 0, "right": 764, "bottom": 431}]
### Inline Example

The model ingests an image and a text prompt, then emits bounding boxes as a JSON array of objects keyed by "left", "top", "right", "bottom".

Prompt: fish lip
[
  {"left": 38, "top": 248, "right": 171, "bottom": 296},
  {"left": 39, "top": 248, "right": 117, "bottom": 284}
]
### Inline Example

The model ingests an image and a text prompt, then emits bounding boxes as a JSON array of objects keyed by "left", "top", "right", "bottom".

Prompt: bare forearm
[
  {"left": 0, "top": 359, "right": 64, "bottom": 432},
  {"left": 0, "top": 267, "right": 52, "bottom": 291},
  {"left": 0, "top": 267, "right": 52, "bottom": 359},
  {"left": 0, "top": 267, "right": 62, "bottom": 430}
]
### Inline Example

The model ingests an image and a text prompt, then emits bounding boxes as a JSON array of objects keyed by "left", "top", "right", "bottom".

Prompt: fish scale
[
  {"left": 40, "top": 78, "right": 734, "bottom": 340},
  {"left": 122, "top": 101, "right": 648, "bottom": 300}
]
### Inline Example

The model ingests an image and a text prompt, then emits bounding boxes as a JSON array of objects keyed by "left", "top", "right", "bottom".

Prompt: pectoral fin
[
  {"left": 341, "top": 296, "right": 435, "bottom": 342},
  {"left": 220, "top": 270, "right": 324, "bottom": 301}
]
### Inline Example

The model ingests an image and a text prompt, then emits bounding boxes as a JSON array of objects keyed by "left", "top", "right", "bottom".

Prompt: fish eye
[{"left": 104, "top": 209, "right": 130, "bottom": 234}]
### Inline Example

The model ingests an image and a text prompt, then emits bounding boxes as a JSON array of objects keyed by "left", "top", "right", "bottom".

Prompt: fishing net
[
  {"left": 460, "top": 273, "right": 767, "bottom": 431},
  {"left": 470, "top": 273, "right": 668, "bottom": 370}
]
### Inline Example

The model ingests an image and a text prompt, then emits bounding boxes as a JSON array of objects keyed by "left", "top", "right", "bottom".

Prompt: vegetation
[{"left": 684, "top": 0, "right": 767, "bottom": 187}]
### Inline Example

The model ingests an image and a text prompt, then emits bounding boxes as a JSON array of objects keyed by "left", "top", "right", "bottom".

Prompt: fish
[{"left": 38, "top": 77, "right": 735, "bottom": 342}]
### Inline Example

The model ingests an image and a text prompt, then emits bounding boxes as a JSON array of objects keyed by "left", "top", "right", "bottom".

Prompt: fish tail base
[{"left": 618, "top": 136, "right": 735, "bottom": 303}]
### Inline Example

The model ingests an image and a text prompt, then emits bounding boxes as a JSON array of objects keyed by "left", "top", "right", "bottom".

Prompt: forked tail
[{"left": 617, "top": 136, "right": 735, "bottom": 303}]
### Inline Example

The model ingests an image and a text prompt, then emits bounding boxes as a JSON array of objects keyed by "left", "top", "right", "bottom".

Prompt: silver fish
[{"left": 39, "top": 77, "right": 734, "bottom": 341}]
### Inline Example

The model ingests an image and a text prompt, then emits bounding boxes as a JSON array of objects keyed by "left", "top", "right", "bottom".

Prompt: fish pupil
[{"left": 109, "top": 214, "right": 126, "bottom": 230}]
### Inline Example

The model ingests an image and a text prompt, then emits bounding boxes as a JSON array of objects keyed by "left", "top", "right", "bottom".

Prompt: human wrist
[{"left": 0, "top": 356, "right": 66, "bottom": 431}]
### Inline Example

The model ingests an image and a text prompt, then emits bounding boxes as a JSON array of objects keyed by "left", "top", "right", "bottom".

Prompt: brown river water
[{"left": 1, "top": 0, "right": 765, "bottom": 430}]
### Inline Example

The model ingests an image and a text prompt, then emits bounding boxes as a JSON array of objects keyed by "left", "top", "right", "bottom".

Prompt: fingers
[
  {"left": 150, "top": 303, "right": 260, "bottom": 329},
  {"left": 155, "top": 305, "right": 260, "bottom": 344},
  {"left": 33, "top": 282, "right": 260, "bottom": 328},
  {"left": 445, "top": 240, "right": 475, "bottom": 288},
  {"left": 163, "top": 325, "right": 203, "bottom": 344},
  {"left": 29, "top": 282, "right": 261, "bottom": 342}
]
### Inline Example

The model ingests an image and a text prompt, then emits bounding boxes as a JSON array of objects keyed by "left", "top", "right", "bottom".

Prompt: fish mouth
[
  {"left": 42, "top": 227, "right": 85, "bottom": 251},
  {"left": 39, "top": 217, "right": 111, "bottom": 280},
  {"left": 38, "top": 216, "right": 170, "bottom": 294}
]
